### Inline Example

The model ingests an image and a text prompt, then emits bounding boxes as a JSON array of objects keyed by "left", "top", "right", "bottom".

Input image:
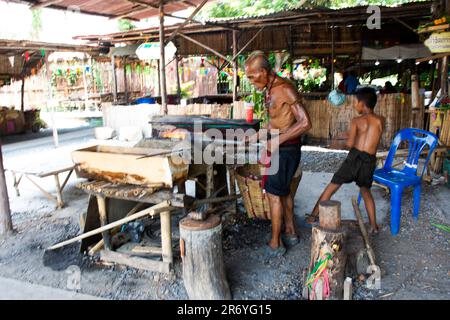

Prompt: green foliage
[
  {"left": 201, "top": 0, "right": 426, "bottom": 18},
  {"left": 30, "top": 9, "right": 42, "bottom": 40},
  {"left": 118, "top": 19, "right": 137, "bottom": 32}
]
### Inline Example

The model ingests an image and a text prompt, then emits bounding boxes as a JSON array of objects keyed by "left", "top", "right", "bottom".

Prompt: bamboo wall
[
  {"left": 304, "top": 93, "right": 422, "bottom": 149},
  {"left": 103, "top": 94, "right": 422, "bottom": 150}
]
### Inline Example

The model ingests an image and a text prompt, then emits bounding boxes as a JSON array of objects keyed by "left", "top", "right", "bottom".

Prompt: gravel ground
[{"left": 0, "top": 145, "right": 448, "bottom": 300}]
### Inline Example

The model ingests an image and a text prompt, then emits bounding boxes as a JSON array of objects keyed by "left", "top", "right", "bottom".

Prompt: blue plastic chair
[{"left": 359, "top": 128, "right": 439, "bottom": 235}]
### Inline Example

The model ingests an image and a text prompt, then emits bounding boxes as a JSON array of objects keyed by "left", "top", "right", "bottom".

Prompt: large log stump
[
  {"left": 307, "top": 200, "right": 347, "bottom": 300},
  {"left": 180, "top": 214, "right": 231, "bottom": 300}
]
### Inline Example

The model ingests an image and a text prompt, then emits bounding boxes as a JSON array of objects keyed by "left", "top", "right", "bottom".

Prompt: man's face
[{"left": 245, "top": 63, "right": 269, "bottom": 91}]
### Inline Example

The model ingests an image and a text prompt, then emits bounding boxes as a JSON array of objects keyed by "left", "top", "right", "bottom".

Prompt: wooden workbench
[{"left": 77, "top": 180, "right": 186, "bottom": 273}]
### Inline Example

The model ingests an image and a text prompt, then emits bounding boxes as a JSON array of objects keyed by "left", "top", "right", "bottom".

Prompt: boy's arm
[{"left": 346, "top": 119, "right": 357, "bottom": 149}]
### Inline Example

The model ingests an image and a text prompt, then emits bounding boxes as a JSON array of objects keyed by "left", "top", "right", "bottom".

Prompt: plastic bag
[{"left": 328, "top": 89, "right": 346, "bottom": 106}]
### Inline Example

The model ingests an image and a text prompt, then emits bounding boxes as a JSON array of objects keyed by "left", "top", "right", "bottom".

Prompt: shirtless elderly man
[{"left": 245, "top": 51, "right": 312, "bottom": 257}]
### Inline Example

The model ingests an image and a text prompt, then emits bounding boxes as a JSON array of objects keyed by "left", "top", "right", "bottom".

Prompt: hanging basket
[{"left": 236, "top": 163, "right": 302, "bottom": 220}]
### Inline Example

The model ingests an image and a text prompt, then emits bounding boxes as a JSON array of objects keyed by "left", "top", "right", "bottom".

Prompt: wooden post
[
  {"left": 111, "top": 55, "right": 118, "bottom": 104},
  {"left": 82, "top": 65, "right": 89, "bottom": 110},
  {"left": 96, "top": 196, "right": 111, "bottom": 250},
  {"left": 228, "top": 166, "right": 237, "bottom": 213},
  {"left": 232, "top": 30, "right": 238, "bottom": 102},
  {"left": 441, "top": 56, "right": 448, "bottom": 96},
  {"left": 44, "top": 52, "right": 58, "bottom": 147},
  {"left": 331, "top": 24, "right": 335, "bottom": 90},
  {"left": 175, "top": 54, "right": 181, "bottom": 99},
  {"left": 160, "top": 210, "right": 173, "bottom": 264},
  {"left": 343, "top": 277, "right": 353, "bottom": 300},
  {"left": 411, "top": 74, "right": 420, "bottom": 128},
  {"left": 53, "top": 174, "right": 63, "bottom": 209},
  {"left": 123, "top": 56, "right": 128, "bottom": 104},
  {"left": 180, "top": 214, "right": 231, "bottom": 300},
  {"left": 159, "top": 0, "right": 168, "bottom": 114},
  {"left": 20, "top": 76, "right": 26, "bottom": 130},
  {"left": 308, "top": 200, "right": 346, "bottom": 300},
  {"left": 0, "top": 143, "right": 12, "bottom": 237}
]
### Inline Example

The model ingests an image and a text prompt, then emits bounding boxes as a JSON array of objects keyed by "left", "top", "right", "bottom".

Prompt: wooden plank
[
  {"left": 96, "top": 196, "right": 111, "bottom": 250},
  {"left": 76, "top": 183, "right": 186, "bottom": 207},
  {"left": 100, "top": 250, "right": 170, "bottom": 273},
  {"left": 71, "top": 146, "right": 189, "bottom": 188},
  {"left": 47, "top": 201, "right": 172, "bottom": 250},
  {"left": 160, "top": 210, "right": 173, "bottom": 264}
]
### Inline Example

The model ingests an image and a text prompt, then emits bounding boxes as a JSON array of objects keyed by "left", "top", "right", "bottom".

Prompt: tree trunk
[
  {"left": 307, "top": 200, "right": 346, "bottom": 300},
  {"left": 319, "top": 200, "right": 341, "bottom": 230},
  {"left": 0, "top": 143, "right": 12, "bottom": 237},
  {"left": 180, "top": 214, "right": 231, "bottom": 300}
]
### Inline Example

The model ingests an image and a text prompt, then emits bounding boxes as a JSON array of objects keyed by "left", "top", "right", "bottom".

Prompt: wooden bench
[{"left": 7, "top": 164, "right": 75, "bottom": 209}]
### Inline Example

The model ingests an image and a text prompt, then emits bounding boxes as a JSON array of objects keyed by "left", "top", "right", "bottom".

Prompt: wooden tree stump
[
  {"left": 319, "top": 200, "right": 341, "bottom": 230},
  {"left": 307, "top": 200, "right": 347, "bottom": 300},
  {"left": 180, "top": 214, "right": 231, "bottom": 300}
]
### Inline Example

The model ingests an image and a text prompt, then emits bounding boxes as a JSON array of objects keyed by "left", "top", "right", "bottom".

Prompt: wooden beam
[
  {"left": 221, "top": 27, "right": 264, "bottom": 70},
  {"left": 232, "top": 30, "right": 238, "bottom": 102},
  {"left": 100, "top": 250, "right": 170, "bottom": 273},
  {"left": 31, "top": 0, "right": 64, "bottom": 10},
  {"left": 47, "top": 201, "right": 172, "bottom": 250},
  {"left": 165, "top": 0, "right": 209, "bottom": 45},
  {"left": 111, "top": 55, "right": 118, "bottom": 103},
  {"left": 416, "top": 52, "right": 450, "bottom": 63},
  {"left": 178, "top": 33, "right": 230, "bottom": 62},
  {"left": 393, "top": 17, "right": 416, "bottom": 33},
  {"left": 159, "top": 0, "right": 168, "bottom": 114}
]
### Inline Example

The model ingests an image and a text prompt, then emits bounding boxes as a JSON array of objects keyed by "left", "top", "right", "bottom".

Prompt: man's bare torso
[
  {"left": 352, "top": 114, "right": 384, "bottom": 155},
  {"left": 266, "top": 77, "right": 299, "bottom": 133}
]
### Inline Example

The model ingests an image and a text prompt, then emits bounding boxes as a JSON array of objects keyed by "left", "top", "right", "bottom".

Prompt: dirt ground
[{"left": 0, "top": 137, "right": 449, "bottom": 300}]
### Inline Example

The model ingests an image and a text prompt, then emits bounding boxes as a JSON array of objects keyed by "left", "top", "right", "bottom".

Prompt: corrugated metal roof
[
  {"left": 204, "top": 1, "right": 430, "bottom": 24},
  {"left": 13, "top": 0, "right": 207, "bottom": 20}
]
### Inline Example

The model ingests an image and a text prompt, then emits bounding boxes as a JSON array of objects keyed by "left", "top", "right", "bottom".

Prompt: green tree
[
  {"left": 118, "top": 19, "right": 136, "bottom": 32},
  {"left": 30, "top": 9, "right": 42, "bottom": 40},
  {"left": 201, "top": 0, "right": 427, "bottom": 18}
]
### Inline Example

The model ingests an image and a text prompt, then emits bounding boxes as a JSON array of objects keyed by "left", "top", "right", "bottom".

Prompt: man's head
[
  {"left": 355, "top": 87, "right": 377, "bottom": 114},
  {"left": 244, "top": 51, "right": 272, "bottom": 91}
]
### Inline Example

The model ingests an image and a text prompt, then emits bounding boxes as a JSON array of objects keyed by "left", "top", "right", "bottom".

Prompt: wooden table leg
[
  {"left": 96, "top": 196, "right": 111, "bottom": 250},
  {"left": 160, "top": 210, "right": 173, "bottom": 265},
  {"left": 54, "top": 174, "right": 64, "bottom": 209},
  {"left": 12, "top": 172, "right": 22, "bottom": 197},
  {"left": 206, "top": 164, "right": 214, "bottom": 210}
]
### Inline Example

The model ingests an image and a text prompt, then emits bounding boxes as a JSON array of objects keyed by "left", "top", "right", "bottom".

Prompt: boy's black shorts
[
  {"left": 265, "top": 144, "right": 301, "bottom": 196},
  {"left": 331, "top": 147, "right": 377, "bottom": 188}
]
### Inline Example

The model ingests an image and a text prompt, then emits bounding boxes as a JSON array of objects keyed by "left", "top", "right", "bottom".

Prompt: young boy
[{"left": 306, "top": 87, "right": 384, "bottom": 233}]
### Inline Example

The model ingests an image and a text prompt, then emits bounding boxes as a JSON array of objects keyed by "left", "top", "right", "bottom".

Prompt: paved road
[{"left": 1, "top": 128, "right": 95, "bottom": 157}]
